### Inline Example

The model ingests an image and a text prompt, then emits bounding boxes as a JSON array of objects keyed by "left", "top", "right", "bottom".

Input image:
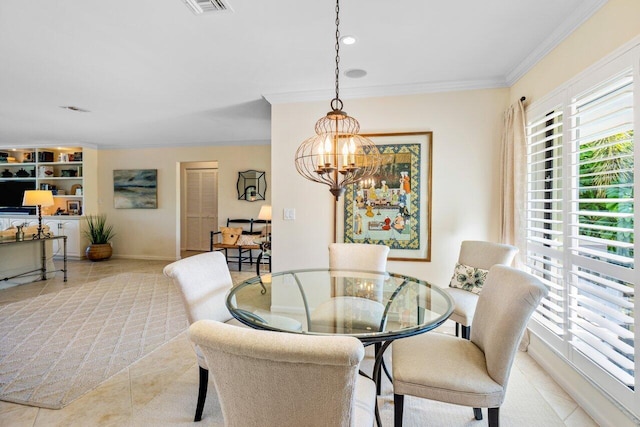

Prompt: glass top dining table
[{"left": 226, "top": 268, "right": 454, "bottom": 344}]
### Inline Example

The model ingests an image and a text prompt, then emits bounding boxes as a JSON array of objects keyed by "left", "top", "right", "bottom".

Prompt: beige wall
[
  {"left": 97, "top": 144, "right": 270, "bottom": 260},
  {"left": 272, "top": 88, "right": 510, "bottom": 285},
  {"left": 511, "top": 0, "right": 640, "bottom": 104}
]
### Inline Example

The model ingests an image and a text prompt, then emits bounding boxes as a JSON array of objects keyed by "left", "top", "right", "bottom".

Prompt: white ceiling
[{"left": 0, "top": 0, "right": 606, "bottom": 149}]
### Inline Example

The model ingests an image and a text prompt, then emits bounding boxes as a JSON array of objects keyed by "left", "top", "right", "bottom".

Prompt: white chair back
[
  {"left": 472, "top": 265, "right": 548, "bottom": 386},
  {"left": 189, "top": 319, "right": 372, "bottom": 427},
  {"left": 329, "top": 242, "right": 390, "bottom": 272},
  {"left": 457, "top": 240, "right": 518, "bottom": 270},
  {"left": 163, "top": 251, "right": 233, "bottom": 325}
]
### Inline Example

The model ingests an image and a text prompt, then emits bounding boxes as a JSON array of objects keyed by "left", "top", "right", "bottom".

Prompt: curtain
[{"left": 499, "top": 98, "right": 526, "bottom": 267}]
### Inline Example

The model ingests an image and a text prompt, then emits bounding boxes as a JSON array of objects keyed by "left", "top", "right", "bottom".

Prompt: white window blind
[
  {"left": 524, "top": 41, "right": 639, "bottom": 417},
  {"left": 526, "top": 108, "right": 566, "bottom": 337},
  {"left": 568, "top": 69, "right": 635, "bottom": 388}
]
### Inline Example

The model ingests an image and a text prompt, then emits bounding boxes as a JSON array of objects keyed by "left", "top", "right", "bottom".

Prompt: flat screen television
[{"left": 0, "top": 180, "right": 37, "bottom": 213}]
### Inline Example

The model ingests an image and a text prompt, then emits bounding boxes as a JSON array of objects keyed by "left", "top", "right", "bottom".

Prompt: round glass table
[{"left": 226, "top": 268, "right": 454, "bottom": 424}]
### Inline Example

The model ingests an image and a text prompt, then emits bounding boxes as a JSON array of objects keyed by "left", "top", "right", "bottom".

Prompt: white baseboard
[{"left": 528, "top": 334, "right": 638, "bottom": 427}]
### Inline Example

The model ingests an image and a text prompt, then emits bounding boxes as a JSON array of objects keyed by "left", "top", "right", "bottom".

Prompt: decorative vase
[{"left": 85, "top": 243, "right": 112, "bottom": 261}]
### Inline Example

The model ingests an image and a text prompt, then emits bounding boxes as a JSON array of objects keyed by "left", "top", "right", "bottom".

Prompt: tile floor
[{"left": 0, "top": 256, "right": 598, "bottom": 426}]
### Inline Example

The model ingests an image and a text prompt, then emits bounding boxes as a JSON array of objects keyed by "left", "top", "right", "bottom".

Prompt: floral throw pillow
[{"left": 449, "top": 263, "right": 489, "bottom": 294}]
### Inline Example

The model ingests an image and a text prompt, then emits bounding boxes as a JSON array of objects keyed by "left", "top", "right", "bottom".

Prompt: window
[{"left": 525, "top": 43, "right": 638, "bottom": 417}]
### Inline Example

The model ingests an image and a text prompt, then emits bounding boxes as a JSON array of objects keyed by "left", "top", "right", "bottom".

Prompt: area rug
[{"left": 0, "top": 272, "right": 188, "bottom": 409}]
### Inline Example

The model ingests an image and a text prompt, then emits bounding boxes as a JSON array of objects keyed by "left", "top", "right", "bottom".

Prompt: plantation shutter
[
  {"left": 567, "top": 69, "right": 635, "bottom": 388},
  {"left": 526, "top": 108, "right": 566, "bottom": 337}
]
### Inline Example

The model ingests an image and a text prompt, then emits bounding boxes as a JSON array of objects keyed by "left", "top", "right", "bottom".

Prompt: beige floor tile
[
  {"left": 0, "top": 401, "right": 39, "bottom": 427},
  {"left": 564, "top": 407, "right": 600, "bottom": 427},
  {"left": 32, "top": 370, "right": 132, "bottom": 427}
]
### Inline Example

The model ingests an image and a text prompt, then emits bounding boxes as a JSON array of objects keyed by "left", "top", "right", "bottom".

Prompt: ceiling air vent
[{"left": 181, "top": 0, "right": 233, "bottom": 15}]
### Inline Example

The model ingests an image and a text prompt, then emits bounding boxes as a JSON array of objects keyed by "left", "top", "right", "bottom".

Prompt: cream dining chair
[
  {"left": 447, "top": 240, "right": 518, "bottom": 339},
  {"left": 311, "top": 243, "right": 390, "bottom": 333},
  {"left": 311, "top": 242, "right": 390, "bottom": 393},
  {"left": 189, "top": 319, "right": 377, "bottom": 427},
  {"left": 163, "top": 251, "right": 302, "bottom": 422},
  {"left": 392, "top": 265, "right": 548, "bottom": 426},
  {"left": 163, "top": 251, "right": 241, "bottom": 422}
]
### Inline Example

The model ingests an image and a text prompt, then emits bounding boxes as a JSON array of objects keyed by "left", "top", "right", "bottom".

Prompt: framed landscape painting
[
  {"left": 113, "top": 169, "right": 158, "bottom": 209},
  {"left": 338, "top": 132, "right": 432, "bottom": 261}
]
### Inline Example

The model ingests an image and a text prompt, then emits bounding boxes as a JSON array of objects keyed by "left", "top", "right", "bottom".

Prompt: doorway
[{"left": 180, "top": 161, "right": 218, "bottom": 253}]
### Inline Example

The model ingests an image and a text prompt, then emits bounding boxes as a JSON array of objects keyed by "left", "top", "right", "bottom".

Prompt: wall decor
[
  {"left": 237, "top": 170, "right": 266, "bottom": 202},
  {"left": 67, "top": 200, "right": 81, "bottom": 215},
  {"left": 113, "top": 169, "right": 158, "bottom": 209},
  {"left": 338, "top": 132, "right": 432, "bottom": 261}
]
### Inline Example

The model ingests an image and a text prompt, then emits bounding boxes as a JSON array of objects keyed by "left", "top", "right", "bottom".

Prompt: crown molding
[
  {"left": 263, "top": 77, "right": 508, "bottom": 105},
  {"left": 98, "top": 139, "right": 271, "bottom": 150},
  {"left": 505, "top": 0, "right": 608, "bottom": 85}
]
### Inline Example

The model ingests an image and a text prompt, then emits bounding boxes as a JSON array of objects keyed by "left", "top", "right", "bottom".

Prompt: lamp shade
[
  {"left": 258, "top": 205, "right": 272, "bottom": 221},
  {"left": 22, "top": 190, "right": 54, "bottom": 207}
]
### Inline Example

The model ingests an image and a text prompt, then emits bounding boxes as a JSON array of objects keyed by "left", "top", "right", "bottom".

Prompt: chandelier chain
[{"left": 333, "top": 0, "right": 341, "bottom": 110}]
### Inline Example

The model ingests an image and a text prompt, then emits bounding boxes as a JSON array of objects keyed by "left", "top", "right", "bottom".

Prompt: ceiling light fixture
[
  {"left": 294, "top": 0, "right": 381, "bottom": 201},
  {"left": 59, "top": 106, "right": 90, "bottom": 113},
  {"left": 340, "top": 35, "right": 357, "bottom": 45},
  {"left": 345, "top": 69, "right": 367, "bottom": 78}
]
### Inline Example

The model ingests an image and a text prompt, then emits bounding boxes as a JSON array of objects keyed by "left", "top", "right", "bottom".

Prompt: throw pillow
[
  {"left": 221, "top": 227, "right": 243, "bottom": 245},
  {"left": 449, "top": 263, "right": 489, "bottom": 294},
  {"left": 237, "top": 234, "right": 257, "bottom": 246}
]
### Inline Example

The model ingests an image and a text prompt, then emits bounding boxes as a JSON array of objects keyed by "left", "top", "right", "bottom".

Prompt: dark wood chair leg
[
  {"left": 194, "top": 366, "right": 208, "bottom": 422},
  {"left": 394, "top": 393, "right": 404, "bottom": 427},
  {"left": 473, "top": 407, "right": 483, "bottom": 420},
  {"left": 462, "top": 325, "right": 471, "bottom": 340},
  {"left": 375, "top": 342, "right": 382, "bottom": 394},
  {"left": 488, "top": 407, "right": 499, "bottom": 427}
]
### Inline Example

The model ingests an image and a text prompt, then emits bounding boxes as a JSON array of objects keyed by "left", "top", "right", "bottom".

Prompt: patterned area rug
[{"left": 0, "top": 272, "right": 188, "bottom": 409}]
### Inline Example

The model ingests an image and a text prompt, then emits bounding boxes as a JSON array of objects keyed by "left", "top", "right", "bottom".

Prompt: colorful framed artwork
[
  {"left": 338, "top": 132, "right": 432, "bottom": 261},
  {"left": 113, "top": 169, "right": 158, "bottom": 209}
]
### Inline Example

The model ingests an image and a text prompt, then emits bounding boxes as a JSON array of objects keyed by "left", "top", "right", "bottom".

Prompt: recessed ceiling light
[
  {"left": 340, "top": 35, "right": 357, "bottom": 45},
  {"left": 344, "top": 69, "right": 367, "bottom": 78},
  {"left": 60, "top": 106, "right": 90, "bottom": 113}
]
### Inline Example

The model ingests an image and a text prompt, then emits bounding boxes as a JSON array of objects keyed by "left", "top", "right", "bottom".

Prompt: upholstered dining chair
[
  {"left": 189, "top": 319, "right": 377, "bottom": 427},
  {"left": 163, "top": 251, "right": 240, "bottom": 422},
  {"left": 164, "top": 251, "right": 302, "bottom": 422},
  {"left": 328, "top": 242, "right": 390, "bottom": 272},
  {"left": 311, "top": 243, "right": 390, "bottom": 333},
  {"left": 447, "top": 240, "right": 518, "bottom": 339},
  {"left": 392, "top": 265, "right": 548, "bottom": 427}
]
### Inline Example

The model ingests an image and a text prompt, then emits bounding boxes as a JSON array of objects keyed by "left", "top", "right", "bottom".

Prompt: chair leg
[
  {"left": 473, "top": 407, "right": 483, "bottom": 420},
  {"left": 194, "top": 366, "right": 208, "bottom": 422},
  {"left": 488, "top": 407, "right": 499, "bottom": 427},
  {"left": 461, "top": 325, "right": 471, "bottom": 340},
  {"left": 394, "top": 393, "right": 404, "bottom": 427},
  {"left": 375, "top": 342, "right": 382, "bottom": 394}
]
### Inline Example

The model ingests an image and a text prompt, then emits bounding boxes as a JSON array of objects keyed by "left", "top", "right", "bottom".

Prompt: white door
[{"left": 185, "top": 168, "right": 218, "bottom": 251}]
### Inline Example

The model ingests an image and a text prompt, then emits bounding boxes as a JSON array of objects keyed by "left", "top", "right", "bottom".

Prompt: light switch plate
[{"left": 283, "top": 208, "right": 295, "bottom": 220}]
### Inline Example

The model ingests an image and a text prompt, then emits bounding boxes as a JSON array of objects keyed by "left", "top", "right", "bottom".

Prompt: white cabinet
[
  {"left": 0, "top": 216, "right": 85, "bottom": 259},
  {"left": 43, "top": 218, "right": 85, "bottom": 259}
]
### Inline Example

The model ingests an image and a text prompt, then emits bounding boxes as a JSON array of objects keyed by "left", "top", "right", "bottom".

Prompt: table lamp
[
  {"left": 258, "top": 205, "right": 271, "bottom": 238},
  {"left": 22, "top": 190, "right": 54, "bottom": 239}
]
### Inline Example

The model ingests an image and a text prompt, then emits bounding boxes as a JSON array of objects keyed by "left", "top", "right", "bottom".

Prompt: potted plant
[{"left": 83, "top": 214, "right": 116, "bottom": 261}]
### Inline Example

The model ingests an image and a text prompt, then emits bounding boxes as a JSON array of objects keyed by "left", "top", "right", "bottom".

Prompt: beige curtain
[{"left": 499, "top": 98, "right": 526, "bottom": 267}]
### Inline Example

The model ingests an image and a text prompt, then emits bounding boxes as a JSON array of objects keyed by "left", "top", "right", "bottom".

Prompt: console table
[{"left": 0, "top": 235, "right": 67, "bottom": 283}]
